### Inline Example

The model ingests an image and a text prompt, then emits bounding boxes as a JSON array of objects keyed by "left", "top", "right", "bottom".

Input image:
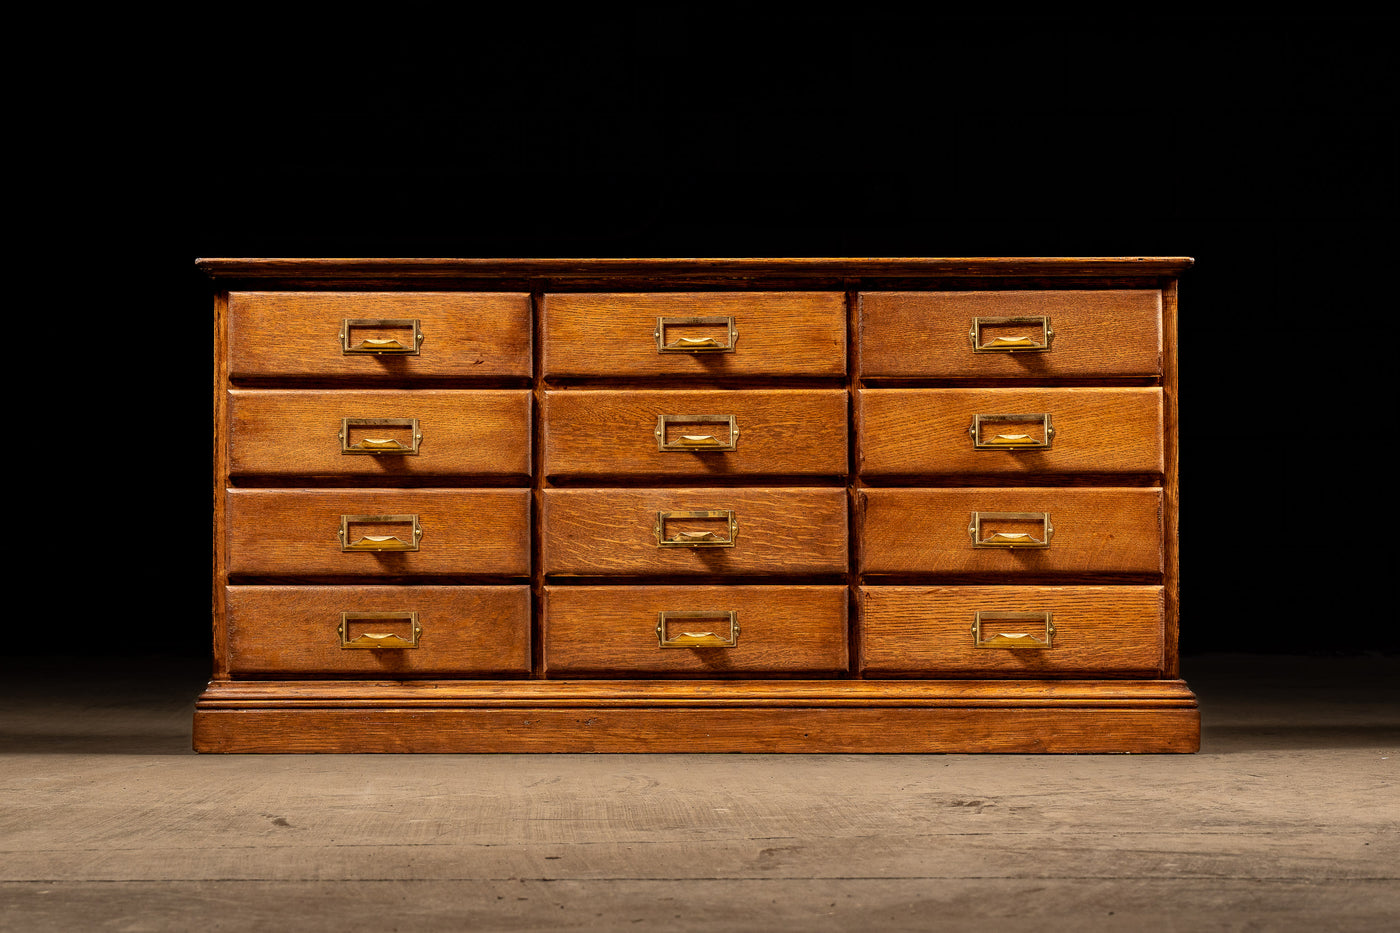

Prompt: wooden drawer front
[
  {"left": 228, "top": 389, "right": 531, "bottom": 479},
  {"left": 544, "top": 585, "right": 848, "bottom": 676},
  {"left": 541, "top": 292, "right": 846, "bottom": 377},
  {"left": 226, "top": 585, "right": 531, "bottom": 676},
  {"left": 860, "top": 290, "right": 1162, "bottom": 378},
  {"left": 860, "top": 488, "right": 1162, "bottom": 576},
  {"left": 543, "top": 488, "right": 847, "bottom": 576},
  {"left": 226, "top": 489, "right": 531, "bottom": 577},
  {"left": 859, "top": 388, "right": 1162, "bottom": 477},
  {"left": 227, "top": 292, "right": 532, "bottom": 379},
  {"left": 544, "top": 389, "right": 847, "bottom": 479},
  {"left": 860, "top": 586, "right": 1165, "bottom": 676}
]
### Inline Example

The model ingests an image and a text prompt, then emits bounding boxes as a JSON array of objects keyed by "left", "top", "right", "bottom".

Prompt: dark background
[{"left": 55, "top": 14, "right": 1396, "bottom": 658}]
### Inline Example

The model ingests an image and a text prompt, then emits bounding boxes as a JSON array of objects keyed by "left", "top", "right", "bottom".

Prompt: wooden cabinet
[{"left": 199, "top": 258, "right": 1196, "bottom": 753}]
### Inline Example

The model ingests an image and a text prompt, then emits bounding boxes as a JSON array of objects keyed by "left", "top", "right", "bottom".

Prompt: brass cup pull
[
  {"left": 972, "top": 611, "right": 1055, "bottom": 649},
  {"left": 339, "top": 611, "right": 421, "bottom": 649},
  {"left": 655, "top": 315, "right": 738, "bottom": 353},
  {"left": 340, "top": 318, "right": 423, "bottom": 355},
  {"left": 969, "top": 413, "right": 1054, "bottom": 450},
  {"left": 655, "top": 414, "right": 739, "bottom": 452},
  {"left": 656, "top": 610, "right": 740, "bottom": 648},
  {"left": 968, "top": 315, "right": 1054, "bottom": 352},
  {"left": 340, "top": 418, "right": 422, "bottom": 455},
  {"left": 339, "top": 514, "right": 422, "bottom": 552},
  {"left": 655, "top": 509, "right": 738, "bottom": 548},
  {"left": 968, "top": 511, "right": 1053, "bottom": 549}
]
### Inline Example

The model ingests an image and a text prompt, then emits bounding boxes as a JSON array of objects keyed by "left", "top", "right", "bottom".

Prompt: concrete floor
[{"left": 1, "top": 655, "right": 1396, "bottom": 932}]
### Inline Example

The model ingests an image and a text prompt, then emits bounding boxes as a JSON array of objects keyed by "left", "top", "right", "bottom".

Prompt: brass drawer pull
[
  {"left": 655, "top": 315, "right": 737, "bottom": 353},
  {"left": 968, "top": 511, "right": 1053, "bottom": 548},
  {"left": 655, "top": 509, "right": 738, "bottom": 548},
  {"left": 969, "top": 413, "right": 1053, "bottom": 449},
  {"left": 339, "top": 611, "right": 421, "bottom": 649},
  {"left": 969, "top": 315, "right": 1054, "bottom": 352},
  {"left": 972, "top": 611, "right": 1055, "bottom": 649},
  {"left": 340, "top": 418, "right": 422, "bottom": 455},
  {"left": 340, "top": 318, "right": 423, "bottom": 354},
  {"left": 656, "top": 610, "right": 740, "bottom": 648},
  {"left": 655, "top": 414, "right": 739, "bottom": 451},
  {"left": 339, "top": 513, "right": 422, "bottom": 552}
]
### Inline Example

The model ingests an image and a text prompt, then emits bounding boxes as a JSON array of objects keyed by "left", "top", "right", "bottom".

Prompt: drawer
[
  {"left": 228, "top": 389, "right": 531, "bottom": 479},
  {"left": 860, "top": 290, "right": 1162, "bottom": 378},
  {"left": 543, "top": 389, "right": 847, "bottom": 479},
  {"left": 859, "top": 586, "right": 1165, "bottom": 676},
  {"left": 542, "top": 488, "right": 847, "bottom": 576},
  {"left": 226, "top": 585, "right": 531, "bottom": 676},
  {"left": 859, "top": 488, "right": 1162, "bottom": 576},
  {"left": 541, "top": 292, "right": 846, "bottom": 377},
  {"left": 544, "top": 585, "right": 848, "bottom": 676},
  {"left": 227, "top": 292, "right": 532, "bottom": 379},
  {"left": 226, "top": 489, "right": 531, "bottom": 577},
  {"left": 858, "top": 388, "right": 1163, "bottom": 477}
]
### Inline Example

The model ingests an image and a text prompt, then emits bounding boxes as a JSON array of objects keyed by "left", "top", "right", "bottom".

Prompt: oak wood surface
[
  {"left": 227, "top": 291, "right": 531, "bottom": 379},
  {"left": 858, "top": 387, "right": 1164, "bottom": 476},
  {"left": 543, "top": 389, "right": 848, "bottom": 479},
  {"left": 542, "top": 487, "right": 847, "bottom": 576},
  {"left": 225, "top": 489, "right": 530, "bottom": 577},
  {"left": 541, "top": 292, "right": 846, "bottom": 376},
  {"left": 859, "top": 585, "right": 1165, "bottom": 676},
  {"left": 858, "top": 487, "right": 1163, "bottom": 575},
  {"left": 860, "top": 289, "right": 1163, "bottom": 378},
  {"left": 227, "top": 389, "right": 531, "bottom": 479},
  {"left": 542, "top": 585, "right": 848, "bottom": 676},
  {"left": 225, "top": 585, "right": 531, "bottom": 676}
]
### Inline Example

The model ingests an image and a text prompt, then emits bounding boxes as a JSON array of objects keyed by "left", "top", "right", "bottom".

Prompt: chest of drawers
[{"left": 197, "top": 258, "right": 1196, "bottom": 753}]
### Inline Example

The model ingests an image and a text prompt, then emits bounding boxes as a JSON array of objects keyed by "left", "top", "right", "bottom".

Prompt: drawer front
[
  {"left": 859, "top": 488, "right": 1162, "bottom": 576},
  {"left": 228, "top": 389, "right": 531, "bottom": 479},
  {"left": 543, "top": 488, "right": 847, "bottom": 576},
  {"left": 226, "top": 585, "right": 531, "bottom": 676},
  {"left": 226, "top": 489, "right": 531, "bottom": 577},
  {"left": 544, "top": 585, "right": 848, "bottom": 676},
  {"left": 860, "top": 586, "right": 1165, "bottom": 676},
  {"left": 542, "top": 292, "right": 846, "bottom": 377},
  {"left": 544, "top": 389, "right": 847, "bottom": 479},
  {"left": 859, "top": 388, "right": 1163, "bottom": 477},
  {"left": 227, "top": 292, "right": 532, "bottom": 379},
  {"left": 860, "top": 290, "right": 1162, "bottom": 378}
]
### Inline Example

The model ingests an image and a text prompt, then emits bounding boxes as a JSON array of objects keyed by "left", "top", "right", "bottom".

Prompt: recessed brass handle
[
  {"left": 968, "top": 511, "right": 1053, "bottom": 549},
  {"left": 655, "top": 315, "right": 737, "bottom": 353},
  {"left": 655, "top": 414, "right": 739, "bottom": 452},
  {"left": 969, "top": 413, "right": 1054, "bottom": 450},
  {"left": 341, "top": 318, "right": 423, "bottom": 355},
  {"left": 339, "top": 514, "right": 423, "bottom": 552},
  {"left": 968, "top": 315, "right": 1054, "bottom": 352},
  {"left": 340, "top": 418, "right": 422, "bottom": 455},
  {"left": 656, "top": 610, "right": 740, "bottom": 648},
  {"left": 972, "top": 611, "right": 1054, "bottom": 649},
  {"left": 654, "top": 509, "right": 738, "bottom": 548},
  {"left": 339, "top": 611, "right": 421, "bottom": 649}
]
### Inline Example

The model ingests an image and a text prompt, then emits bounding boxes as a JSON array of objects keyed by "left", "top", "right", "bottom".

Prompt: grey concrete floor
[{"left": 1, "top": 655, "right": 1396, "bottom": 932}]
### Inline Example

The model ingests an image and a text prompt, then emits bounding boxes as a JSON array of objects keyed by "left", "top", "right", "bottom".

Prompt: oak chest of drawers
[{"left": 198, "top": 258, "right": 1196, "bottom": 753}]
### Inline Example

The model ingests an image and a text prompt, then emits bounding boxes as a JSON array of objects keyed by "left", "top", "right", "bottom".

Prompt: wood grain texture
[
  {"left": 542, "top": 488, "right": 847, "bottom": 576},
  {"left": 859, "top": 487, "right": 1163, "bottom": 575},
  {"left": 542, "top": 585, "right": 848, "bottom": 676},
  {"left": 860, "top": 289, "right": 1162, "bottom": 378},
  {"left": 1164, "top": 278, "right": 1181, "bottom": 678},
  {"left": 541, "top": 292, "right": 846, "bottom": 376},
  {"left": 228, "top": 389, "right": 531, "bottom": 479},
  {"left": 212, "top": 291, "right": 230, "bottom": 680},
  {"left": 226, "top": 585, "right": 531, "bottom": 676},
  {"left": 225, "top": 489, "right": 530, "bottom": 577},
  {"left": 859, "top": 585, "right": 1165, "bottom": 676},
  {"left": 543, "top": 389, "right": 847, "bottom": 479},
  {"left": 858, "top": 388, "right": 1163, "bottom": 476},
  {"left": 227, "top": 291, "right": 531, "bottom": 379}
]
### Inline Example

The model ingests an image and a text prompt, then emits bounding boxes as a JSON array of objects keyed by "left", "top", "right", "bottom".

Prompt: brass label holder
[
  {"left": 654, "top": 509, "right": 738, "bottom": 548},
  {"left": 339, "top": 611, "right": 421, "bottom": 649},
  {"left": 969, "top": 315, "right": 1054, "bottom": 352},
  {"left": 656, "top": 610, "right": 740, "bottom": 648},
  {"left": 655, "top": 315, "right": 738, "bottom": 353},
  {"left": 968, "top": 511, "right": 1053, "bottom": 548},
  {"left": 340, "top": 318, "right": 423, "bottom": 355},
  {"left": 969, "top": 413, "right": 1054, "bottom": 449},
  {"left": 340, "top": 418, "right": 422, "bottom": 455},
  {"left": 972, "top": 611, "right": 1055, "bottom": 649},
  {"left": 655, "top": 414, "right": 739, "bottom": 451},
  {"left": 339, "top": 513, "right": 423, "bottom": 552}
]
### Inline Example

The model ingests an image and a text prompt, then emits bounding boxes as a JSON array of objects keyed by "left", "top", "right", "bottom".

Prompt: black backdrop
[{"left": 58, "top": 14, "right": 1395, "bottom": 658}]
